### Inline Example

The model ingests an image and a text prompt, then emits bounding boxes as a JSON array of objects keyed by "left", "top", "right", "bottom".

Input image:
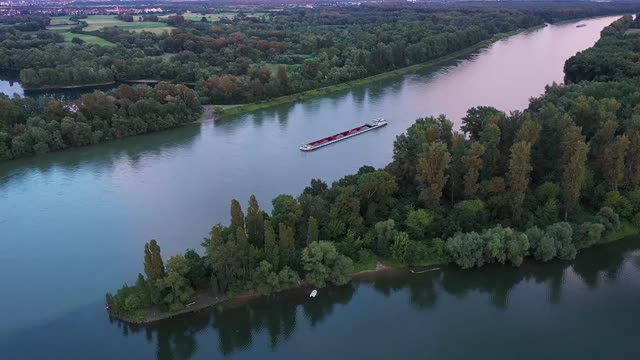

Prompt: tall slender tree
[
  {"left": 560, "top": 125, "right": 589, "bottom": 219},
  {"left": 264, "top": 220, "right": 279, "bottom": 270},
  {"left": 507, "top": 141, "right": 532, "bottom": 223},
  {"left": 417, "top": 141, "right": 451, "bottom": 205},
  {"left": 144, "top": 239, "right": 165, "bottom": 282},
  {"left": 246, "top": 195, "right": 264, "bottom": 248},
  {"left": 602, "top": 135, "right": 630, "bottom": 190},
  {"left": 449, "top": 132, "right": 466, "bottom": 203},
  {"left": 462, "top": 142, "right": 485, "bottom": 199},
  {"left": 230, "top": 199, "right": 245, "bottom": 233},
  {"left": 307, "top": 216, "right": 319, "bottom": 244},
  {"left": 278, "top": 223, "right": 296, "bottom": 269},
  {"left": 625, "top": 118, "right": 640, "bottom": 187}
]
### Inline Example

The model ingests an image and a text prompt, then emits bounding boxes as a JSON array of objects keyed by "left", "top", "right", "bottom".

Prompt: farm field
[
  {"left": 159, "top": 11, "right": 269, "bottom": 22},
  {"left": 83, "top": 15, "right": 174, "bottom": 33},
  {"left": 62, "top": 32, "right": 115, "bottom": 46}
]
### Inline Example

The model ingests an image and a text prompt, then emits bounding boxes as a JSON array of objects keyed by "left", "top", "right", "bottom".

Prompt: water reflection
[{"left": 115, "top": 237, "right": 640, "bottom": 359}]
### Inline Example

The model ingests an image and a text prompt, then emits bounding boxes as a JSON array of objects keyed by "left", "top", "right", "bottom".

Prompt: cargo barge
[{"left": 299, "top": 118, "right": 387, "bottom": 151}]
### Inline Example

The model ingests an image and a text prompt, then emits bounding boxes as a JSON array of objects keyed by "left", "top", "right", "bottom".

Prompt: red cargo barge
[{"left": 299, "top": 118, "right": 387, "bottom": 151}]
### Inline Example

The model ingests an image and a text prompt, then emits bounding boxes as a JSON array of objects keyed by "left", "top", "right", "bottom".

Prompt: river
[{"left": 0, "top": 16, "right": 633, "bottom": 358}]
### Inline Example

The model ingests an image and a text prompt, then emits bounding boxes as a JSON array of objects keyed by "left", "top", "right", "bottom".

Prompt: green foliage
[
  {"left": 391, "top": 232, "right": 418, "bottom": 265},
  {"left": 374, "top": 219, "right": 397, "bottom": 257},
  {"left": 603, "top": 191, "right": 632, "bottom": 219},
  {"left": 302, "top": 241, "right": 353, "bottom": 288},
  {"left": 271, "top": 195, "right": 303, "bottom": 229},
  {"left": 156, "top": 255, "right": 195, "bottom": 311},
  {"left": 246, "top": 195, "right": 265, "bottom": 248},
  {"left": 404, "top": 209, "right": 432, "bottom": 241},
  {"left": 144, "top": 239, "right": 164, "bottom": 282},
  {"left": 573, "top": 222, "right": 605, "bottom": 250},
  {"left": 597, "top": 207, "right": 621, "bottom": 234}
]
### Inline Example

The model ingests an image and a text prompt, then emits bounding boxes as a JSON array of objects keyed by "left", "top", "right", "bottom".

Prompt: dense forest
[
  {"left": 2, "top": 2, "right": 640, "bottom": 102},
  {"left": 0, "top": 83, "right": 201, "bottom": 159},
  {"left": 107, "top": 15, "right": 640, "bottom": 320},
  {"left": 3, "top": 2, "right": 640, "bottom": 161}
]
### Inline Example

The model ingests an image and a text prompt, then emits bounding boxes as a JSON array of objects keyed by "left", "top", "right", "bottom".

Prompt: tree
[
  {"left": 625, "top": 118, "right": 640, "bottom": 187},
  {"left": 507, "top": 141, "right": 532, "bottom": 223},
  {"left": 246, "top": 195, "right": 264, "bottom": 247},
  {"left": 602, "top": 135, "right": 630, "bottom": 190},
  {"left": 596, "top": 207, "right": 621, "bottom": 234},
  {"left": 278, "top": 224, "right": 296, "bottom": 269},
  {"left": 374, "top": 219, "right": 396, "bottom": 257},
  {"left": 449, "top": 132, "right": 466, "bottom": 202},
  {"left": 417, "top": 141, "right": 451, "bottom": 205},
  {"left": 461, "top": 106, "right": 502, "bottom": 141},
  {"left": 506, "top": 232, "right": 529, "bottom": 266},
  {"left": 271, "top": 194, "right": 303, "bottom": 229},
  {"left": 405, "top": 208, "right": 432, "bottom": 241},
  {"left": 302, "top": 241, "right": 353, "bottom": 288},
  {"left": 184, "top": 249, "right": 208, "bottom": 290},
  {"left": 156, "top": 255, "right": 195, "bottom": 311},
  {"left": 254, "top": 260, "right": 280, "bottom": 295},
  {"left": 144, "top": 240, "right": 165, "bottom": 281},
  {"left": 230, "top": 199, "right": 245, "bottom": 233},
  {"left": 479, "top": 123, "right": 501, "bottom": 180},
  {"left": 462, "top": 142, "right": 485, "bottom": 199},
  {"left": 546, "top": 222, "right": 576, "bottom": 261},
  {"left": 573, "top": 222, "right": 605, "bottom": 250},
  {"left": 560, "top": 125, "right": 589, "bottom": 219},
  {"left": 445, "top": 231, "right": 485, "bottom": 269},
  {"left": 264, "top": 220, "right": 279, "bottom": 269},
  {"left": 391, "top": 232, "right": 418, "bottom": 265},
  {"left": 307, "top": 216, "right": 319, "bottom": 244}
]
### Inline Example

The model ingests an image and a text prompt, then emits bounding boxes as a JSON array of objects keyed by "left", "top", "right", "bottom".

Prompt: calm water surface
[{"left": 0, "top": 17, "right": 631, "bottom": 358}]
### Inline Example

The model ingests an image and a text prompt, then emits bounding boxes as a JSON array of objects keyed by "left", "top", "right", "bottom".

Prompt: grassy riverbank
[{"left": 215, "top": 25, "right": 545, "bottom": 118}]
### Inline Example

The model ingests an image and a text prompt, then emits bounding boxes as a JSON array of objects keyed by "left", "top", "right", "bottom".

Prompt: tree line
[
  {"left": 4, "top": 2, "right": 640, "bottom": 99},
  {"left": 0, "top": 83, "right": 201, "bottom": 159}
]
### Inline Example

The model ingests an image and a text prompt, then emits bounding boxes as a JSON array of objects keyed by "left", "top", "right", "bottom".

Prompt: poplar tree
[
  {"left": 515, "top": 118, "right": 541, "bottom": 146},
  {"left": 307, "top": 216, "right": 319, "bottom": 244},
  {"left": 590, "top": 119, "right": 617, "bottom": 176},
  {"left": 417, "top": 141, "right": 451, "bottom": 205},
  {"left": 625, "top": 119, "right": 640, "bottom": 187},
  {"left": 462, "top": 142, "right": 485, "bottom": 199},
  {"left": 602, "top": 135, "right": 630, "bottom": 190},
  {"left": 264, "top": 220, "right": 279, "bottom": 269},
  {"left": 449, "top": 132, "right": 466, "bottom": 203},
  {"left": 561, "top": 125, "right": 589, "bottom": 219},
  {"left": 479, "top": 123, "right": 501, "bottom": 180},
  {"left": 144, "top": 239, "right": 165, "bottom": 282},
  {"left": 278, "top": 223, "right": 296, "bottom": 269},
  {"left": 246, "top": 194, "right": 264, "bottom": 248},
  {"left": 230, "top": 199, "right": 245, "bottom": 233},
  {"left": 507, "top": 142, "right": 532, "bottom": 223}
]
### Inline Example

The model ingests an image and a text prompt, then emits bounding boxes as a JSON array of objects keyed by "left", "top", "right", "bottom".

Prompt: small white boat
[{"left": 309, "top": 289, "right": 318, "bottom": 298}]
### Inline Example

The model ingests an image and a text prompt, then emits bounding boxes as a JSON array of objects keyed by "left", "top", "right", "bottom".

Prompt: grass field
[
  {"left": 62, "top": 32, "right": 115, "bottom": 47},
  {"left": 49, "top": 16, "right": 77, "bottom": 26},
  {"left": 159, "top": 12, "right": 268, "bottom": 22},
  {"left": 83, "top": 15, "right": 174, "bottom": 34}
]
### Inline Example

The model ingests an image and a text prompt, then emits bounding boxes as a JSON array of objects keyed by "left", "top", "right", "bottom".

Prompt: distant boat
[
  {"left": 299, "top": 118, "right": 387, "bottom": 151},
  {"left": 310, "top": 289, "right": 318, "bottom": 298},
  {"left": 576, "top": 24, "right": 587, "bottom": 28}
]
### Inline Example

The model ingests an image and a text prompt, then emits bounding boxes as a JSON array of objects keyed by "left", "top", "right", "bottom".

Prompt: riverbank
[
  {"left": 214, "top": 24, "right": 546, "bottom": 118},
  {"left": 22, "top": 80, "right": 116, "bottom": 91},
  {"left": 112, "top": 261, "right": 396, "bottom": 324},
  {"left": 112, "top": 218, "right": 639, "bottom": 325}
]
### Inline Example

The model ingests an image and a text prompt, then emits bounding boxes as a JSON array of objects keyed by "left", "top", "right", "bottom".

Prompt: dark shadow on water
[{"left": 0, "top": 124, "right": 202, "bottom": 188}]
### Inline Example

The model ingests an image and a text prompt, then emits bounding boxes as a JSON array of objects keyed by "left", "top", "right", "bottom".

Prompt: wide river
[{"left": 2, "top": 16, "right": 637, "bottom": 358}]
